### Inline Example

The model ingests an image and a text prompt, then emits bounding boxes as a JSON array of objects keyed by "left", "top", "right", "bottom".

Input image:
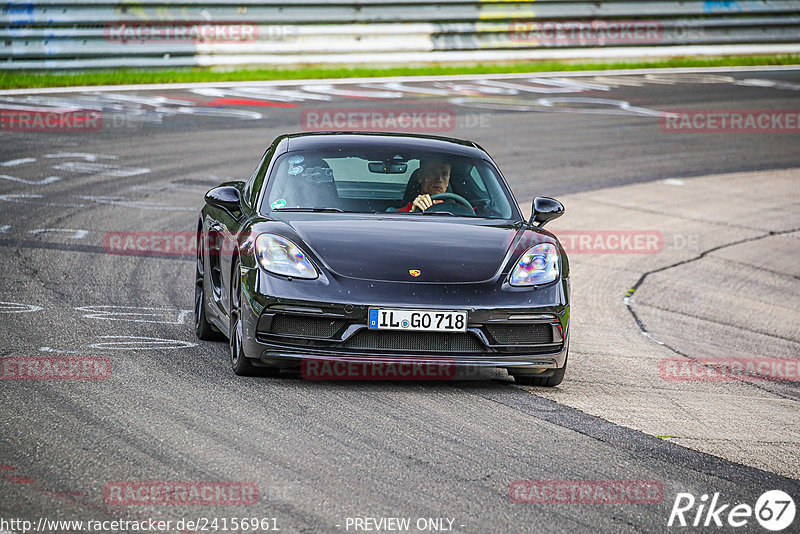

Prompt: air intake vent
[
  {"left": 270, "top": 315, "right": 345, "bottom": 339},
  {"left": 484, "top": 323, "right": 553, "bottom": 345},
  {"left": 343, "top": 330, "right": 485, "bottom": 353}
]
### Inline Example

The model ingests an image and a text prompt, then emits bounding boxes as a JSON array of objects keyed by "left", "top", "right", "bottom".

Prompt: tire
[
  {"left": 511, "top": 353, "right": 568, "bottom": 387},
  {"left": 229, "top": 256, "right": 280, "bottom": 377},
  {"left": 195, "top": 224, "right": 224, "bottom": 341}
]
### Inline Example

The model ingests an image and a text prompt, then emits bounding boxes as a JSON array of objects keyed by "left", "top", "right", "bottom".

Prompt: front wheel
[
  {"left": 510, "top": 353, "right": 568, "bottom": 387},
  {"left": 229, "top": 257, "right": 279, "bottom": 377}
]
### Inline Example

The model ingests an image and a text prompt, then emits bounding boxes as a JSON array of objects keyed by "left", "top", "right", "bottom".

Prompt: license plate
[{"left": 368, "top": 308, "right": 467, "bottom": 332}]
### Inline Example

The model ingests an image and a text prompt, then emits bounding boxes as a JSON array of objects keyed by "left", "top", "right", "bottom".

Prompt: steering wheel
[{"left": 411, "top": 192, "right": 473, "bottom": 212}]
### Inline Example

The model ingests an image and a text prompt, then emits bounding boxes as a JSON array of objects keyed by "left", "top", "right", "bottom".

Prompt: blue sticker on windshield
[
  {"left": 288, "top": 165, "right": 303, "bottom": 175},
  {"left": 288, "top": 155, "right": 304, "bottom": 165},
  {"left": 271, "top": 199, "right": 287, "bottom": 210}
]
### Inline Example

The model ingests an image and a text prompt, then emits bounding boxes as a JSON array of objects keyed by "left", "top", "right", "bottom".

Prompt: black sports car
[{"left": 195, "top": 132, "right": 570, "bottom": 386}]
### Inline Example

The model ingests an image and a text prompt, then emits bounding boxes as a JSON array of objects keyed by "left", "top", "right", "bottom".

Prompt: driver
[{"left": 397, "top": 159, "right": 452, "bottom": 212}]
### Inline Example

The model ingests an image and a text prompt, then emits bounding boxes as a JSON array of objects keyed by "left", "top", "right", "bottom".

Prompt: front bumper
[{"left": 239, "top": 265, "right": 569, "bottom": 370}]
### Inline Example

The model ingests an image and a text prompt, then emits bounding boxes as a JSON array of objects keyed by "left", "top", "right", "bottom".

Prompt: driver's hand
[
  {"left": 412, "top": 194, "right": 442, "bottom": 212},
  {"left": 412, "top": 194, "right": 433, "bottom": 212}
]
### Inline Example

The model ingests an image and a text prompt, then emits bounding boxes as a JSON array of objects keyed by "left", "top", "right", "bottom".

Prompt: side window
[
  {"left": 245, "top": 146, "right": 275, "bottom": 207},
  {"left": 243, "top": 166, "right": 259, "bottom": 208},
  {"left": 469, "top": 166, "right": 488, "bottom": 193}
]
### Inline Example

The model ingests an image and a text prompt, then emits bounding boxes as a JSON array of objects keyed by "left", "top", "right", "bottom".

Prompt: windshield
[{"left": 260, "top": 147, "right": 520, "bottom": 220}]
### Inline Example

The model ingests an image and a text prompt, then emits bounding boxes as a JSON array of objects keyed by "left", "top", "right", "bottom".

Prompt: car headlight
[
  {"left": 509, "top": 243, "right": 559, "bottom": 286},
  {"left": 254, "top": 234, "right": 318, "bottom": 279}
]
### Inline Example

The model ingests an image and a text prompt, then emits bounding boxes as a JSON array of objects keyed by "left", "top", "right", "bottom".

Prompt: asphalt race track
[{"left": 0, "top": 67, "right": 798, "bottom": 533}]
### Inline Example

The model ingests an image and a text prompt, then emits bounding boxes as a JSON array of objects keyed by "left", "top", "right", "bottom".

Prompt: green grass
[{"left": 1, "top": 54, "right": 798, "bottom": 90}]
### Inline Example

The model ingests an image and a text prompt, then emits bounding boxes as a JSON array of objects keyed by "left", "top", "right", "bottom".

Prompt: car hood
[{"left": 281, "top": 215, "right": 523, "bottom": 283}]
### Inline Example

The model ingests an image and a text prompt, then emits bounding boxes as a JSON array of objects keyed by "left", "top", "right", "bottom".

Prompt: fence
[{"left": 2, "top": 1, "right": 800, "bottom": 70}]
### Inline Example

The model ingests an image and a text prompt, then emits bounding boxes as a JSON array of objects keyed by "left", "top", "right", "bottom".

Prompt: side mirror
[
  {"left": 530, "top": 196, "right": 564, "bottom": 227},
  {"left": 205, "top": 185, "right": 242, "bottom": 213}
]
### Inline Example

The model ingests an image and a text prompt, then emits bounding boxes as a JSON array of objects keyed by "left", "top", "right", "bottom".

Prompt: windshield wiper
[{"left": 277, "top": 207, "right": 345, "bottom": 212}]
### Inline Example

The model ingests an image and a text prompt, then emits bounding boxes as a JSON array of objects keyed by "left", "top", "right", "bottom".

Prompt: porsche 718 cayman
[{"left": 195, "top": 132, "right": 569, "bottom": 386}]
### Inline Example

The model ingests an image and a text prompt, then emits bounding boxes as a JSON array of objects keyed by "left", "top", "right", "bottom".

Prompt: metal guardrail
[{"left": 2, "top": 1, "right": 800, "bottom": 70}]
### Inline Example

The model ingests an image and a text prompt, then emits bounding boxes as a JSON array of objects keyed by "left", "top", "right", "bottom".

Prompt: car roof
[{"left": 281, "top": 132, "right": 490, "bottom": 158}]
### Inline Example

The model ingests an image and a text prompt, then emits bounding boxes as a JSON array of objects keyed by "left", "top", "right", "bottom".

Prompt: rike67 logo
[{"left": 668, "top": 490, "right": 795, "bottom": 531}]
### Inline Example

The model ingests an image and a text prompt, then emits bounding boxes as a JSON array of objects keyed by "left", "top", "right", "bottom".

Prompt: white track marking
[
  {"left": 474, "top": 79, "right": 583, "bottom": 94},
  {"left": 44, "top": 153, "right": 117, "bottom": 161},
  {"left": 480, "top": 78, "right": 611, "bottom": 93},
  {"left": 0, "top": 158, "right": 36, "bottom": 166},
  {"left": 735, "top": 78, "right": 800, "bottom": 91},
  {"left": 168, "top": 105, "right": 263, "bottom": 120},
  {"left": 584, "top": 76, "right": 649, "bottom": 87},
  {"left": 537, "top": 97, "right": 663, "bottom": 116},
  {"left": 0, "top": 175, "right": 61, "bottom": 185},
  {"left": 75, "top": 306, "right": 192, "bottom": 325},
  {"left": 39, "top": 346, "right": 84, "bottom": 354},
  {"left": 88, "top": 336, "right": 197, "bottom": 350},
  {"left": 359, "top": 82, "right": 452, "bottom": 96},
  {"left": 433, "top": 81, "right": 517, "bottom": 96},
  {"left": 0, "top": 193, "right": 85, "bottom": 207},
  {"left": 29, "top": 228, "right": 88, "bottom": 239},
  {"left": 51, "top": 161, "right": 150, "bottom": 177},
  {"left": 0, "top": 102, "right": 83, "bottom": 112},
  {"left": 0, "top": 301, "right": 44, "bottom": 313},
  {"left": 128, "top": 183, "right": 209, "bottom": 193},
  {"left": 643, "top": 73, "right": 737, "bottom": 84},
  {"left": 94, "top": 93, "right": 200, "bottom": 107},
  {"left": 190, "top": 86, "right": 330, "bottom": 102},
  {"left": 300, "top": 84, "right": 404, "bottom": 99},
  {"left": 90, "top": 93, "right": 263, "bottom": 119},
  {"left": 450, "top": 96, "right": 662, "bottom": 116},
  {"left": 540, "top": 77, "right": 613, "bottom": 91},
  {"left": 77, "top": 195, "right": 195, "bottom": 211},
  {"left": 224, "top": 85, "right": 333, "bottom": 101}
]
